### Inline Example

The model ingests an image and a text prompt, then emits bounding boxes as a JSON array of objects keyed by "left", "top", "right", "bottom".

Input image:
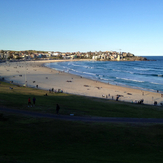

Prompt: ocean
[{"left": 45, "top": 56, "right": 163, "bottom": 93}]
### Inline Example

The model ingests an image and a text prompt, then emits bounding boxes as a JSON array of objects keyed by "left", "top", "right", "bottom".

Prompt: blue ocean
[{"left": 45, "top": 56, "right": 163, "bottom": 93}]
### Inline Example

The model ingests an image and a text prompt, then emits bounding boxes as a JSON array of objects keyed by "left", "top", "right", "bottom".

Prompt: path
[{"left": 1, "top": 107, "right": 163, "bottom": 124}]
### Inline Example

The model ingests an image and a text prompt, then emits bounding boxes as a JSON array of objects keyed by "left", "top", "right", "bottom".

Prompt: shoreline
[
  {"left": 44, "top": 59, "right": 163, "bottom": 94},
  {"left": 43, "top": 61, "right": 160, "bottom": 94},
  {"left": 0, "top": 59, "right": 163, "bottom": 106}
]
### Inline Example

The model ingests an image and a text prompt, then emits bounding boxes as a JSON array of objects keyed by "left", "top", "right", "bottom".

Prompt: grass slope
[
  {"left": 0, "top": 82, "right": 163, "bottom": 163},
  {"left": 0, "top": 82, "right": 163, "bottom": 118},
  {"left": 0, "top": 115, "right": 163, "bottom": 163}
]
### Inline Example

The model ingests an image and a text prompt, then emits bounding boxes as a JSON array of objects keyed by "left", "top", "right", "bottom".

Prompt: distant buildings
[{"left": 0, "top": 50, "right": 138, "bottom": 61}]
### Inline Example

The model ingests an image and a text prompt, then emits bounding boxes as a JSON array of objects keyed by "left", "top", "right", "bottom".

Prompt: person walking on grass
[
  {"left": 28, "top": 97, "right": 32, "bottom": 107},
  {"left": 33, "top": 97, "right": 36, "bottom": 106},
  {"left": 56, "top": 104, "right": 60, "bottom": 114}
]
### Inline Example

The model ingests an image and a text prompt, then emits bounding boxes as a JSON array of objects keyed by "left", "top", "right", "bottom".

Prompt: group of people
[
  {"left": 138, "top": 99, "right": 144, "bottom": 104},
  {"left": 49, "top": 88, "right": 63, "bottom": 93},
  {"left": 28, "top": 97, "right": 60, "bottom": 114},
  {"left": 49, "top": 88, "right": 54, "bottom": 93},
  {"left": 28, "top": 97, "right": 36, "bottom": 107}
]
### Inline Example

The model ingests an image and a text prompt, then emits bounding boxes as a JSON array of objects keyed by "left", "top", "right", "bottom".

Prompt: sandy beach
[{"left": 0, "top": 59, "right": 163, "bottom": 106}]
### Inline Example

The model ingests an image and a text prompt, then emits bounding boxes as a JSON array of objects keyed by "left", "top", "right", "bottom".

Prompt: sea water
[{"left": 45, "top": 56, "right": 163, "bottom": 93}]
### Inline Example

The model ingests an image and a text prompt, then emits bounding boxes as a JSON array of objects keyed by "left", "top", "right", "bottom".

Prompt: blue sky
[{"left": 0, "top": 0, "right": 163, "bottom": 56}]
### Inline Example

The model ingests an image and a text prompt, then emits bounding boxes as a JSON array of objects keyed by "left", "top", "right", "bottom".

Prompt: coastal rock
[{"left": 124, "top": 56, "right": 148, "bottom": 61}]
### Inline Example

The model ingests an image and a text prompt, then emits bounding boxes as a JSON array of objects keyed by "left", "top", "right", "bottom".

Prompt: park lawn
[
  {"left": 1, "top": 82, "right": 163, "bottom": 162},
  {"left": 0, "top": 81, "right": 163, "bottom": 118},
  {"left": 0, "top": 114, "right": 163, "bottom": 163}
]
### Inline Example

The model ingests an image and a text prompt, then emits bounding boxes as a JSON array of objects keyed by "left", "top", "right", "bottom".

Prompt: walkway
[{"left": 1, "top": 107, "right": 163, "bottom": 124}]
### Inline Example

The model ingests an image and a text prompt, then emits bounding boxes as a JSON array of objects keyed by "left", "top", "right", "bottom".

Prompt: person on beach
[
  {"left": 56, "top": 104, "right": 60, "bottom": 114},
  {"left": 28, "top": 97, "right": 32, "bottom": 107},
  {"left": 154, "top": 101, "right": 157, "bottom": 106},
  {"left": 138, "top": 99, "right": 144, "bottom": 104},
  {"left": 116, "top": 95, "right": 120, "bottom": 101},
  {"left": 33, "top": 97, "right": 36, "bottom": 106}
]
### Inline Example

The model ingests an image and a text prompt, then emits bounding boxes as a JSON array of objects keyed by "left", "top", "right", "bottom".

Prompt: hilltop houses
[
  {"left": 91, "top": 51, "right": 132, "bottom": 61},
  {"left": 0, "top": 50, "right": 145, "bottom": 61}
]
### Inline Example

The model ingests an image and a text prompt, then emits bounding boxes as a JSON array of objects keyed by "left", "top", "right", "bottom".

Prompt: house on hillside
[
  {"left": 51, "top": 52, "right": 61, "bottom": 56},
  {"left": 117, "top": 54, "right": 123, "bottom": 61},
  {"left": 101, "top": 53, "right": 107, "bottom": 60},
  {"left": 92, "top": 55, "right": 100, "bottom": 60},
  {"left": 127, "top": 53, "right": 134, "bottom": 57},
  {"left": 110, "top": 56, "right": 115, "bottom": 60},
  {"left": 122, "top": 52, "right": 134, "bottom": 57},
  {"left": 0, "top": 52, "right": 4, "bottom": 59},
  {"left": 85, "top": 53, "right": 90, "bottom": 58}
]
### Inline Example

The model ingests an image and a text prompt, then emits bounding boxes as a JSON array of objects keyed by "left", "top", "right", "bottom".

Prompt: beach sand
[{"left": 0, "top": 59, "right": 163, "bottom": 106}]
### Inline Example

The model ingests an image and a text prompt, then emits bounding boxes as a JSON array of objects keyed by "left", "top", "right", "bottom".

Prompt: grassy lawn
[
  {"left": 0, "top": 82, "right": 163, "bottom": 163},
  {"left": 0, "top": 82, "right": 163, "bottom": 118},
  {"left": 0, "top": 115, "right": 163, "bottom": 163}
]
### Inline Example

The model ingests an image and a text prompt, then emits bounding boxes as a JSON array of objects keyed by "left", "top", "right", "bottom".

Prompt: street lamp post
[{"left": 24, "top": 58, "right": 27, "bottom": 87}]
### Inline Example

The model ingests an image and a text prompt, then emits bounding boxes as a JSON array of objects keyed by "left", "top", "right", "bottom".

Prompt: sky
[{"left": 0, "top": 0, "right": 163, "bottom": 56}]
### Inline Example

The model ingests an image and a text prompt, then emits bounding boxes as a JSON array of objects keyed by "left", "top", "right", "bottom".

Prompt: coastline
[{"left": 0, "top": 59, "right": 162, "bottom": 106}]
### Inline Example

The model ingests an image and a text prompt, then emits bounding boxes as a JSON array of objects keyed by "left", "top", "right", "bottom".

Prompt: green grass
[
  {"left": 0, "top": 81, "right": 163, "bottom": 118},
  {"left": 1, "top": 81, "right": 163, "bottom": 162},
  {"left": 0, "top": 115, "right": 163, "bottom": 163}
]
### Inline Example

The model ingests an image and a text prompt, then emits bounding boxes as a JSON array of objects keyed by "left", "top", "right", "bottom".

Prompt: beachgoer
[
  {"left": 138, "top": 99, "right": 144, "bottom": 104},
  {"left": 154, "top": 101, "right": 157, "bottom": 106},
  {"left": 56, "top": 104, "right": 60, "bottom": 114},
  {"left": 33, "top": 97, "right": 36, "bottom": 106},
  {"left": 28, "top": 97, "right": 32, "bottom": 107},
  {"left": 116, "top": 95, "right": 119, "bottom": 101}
]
